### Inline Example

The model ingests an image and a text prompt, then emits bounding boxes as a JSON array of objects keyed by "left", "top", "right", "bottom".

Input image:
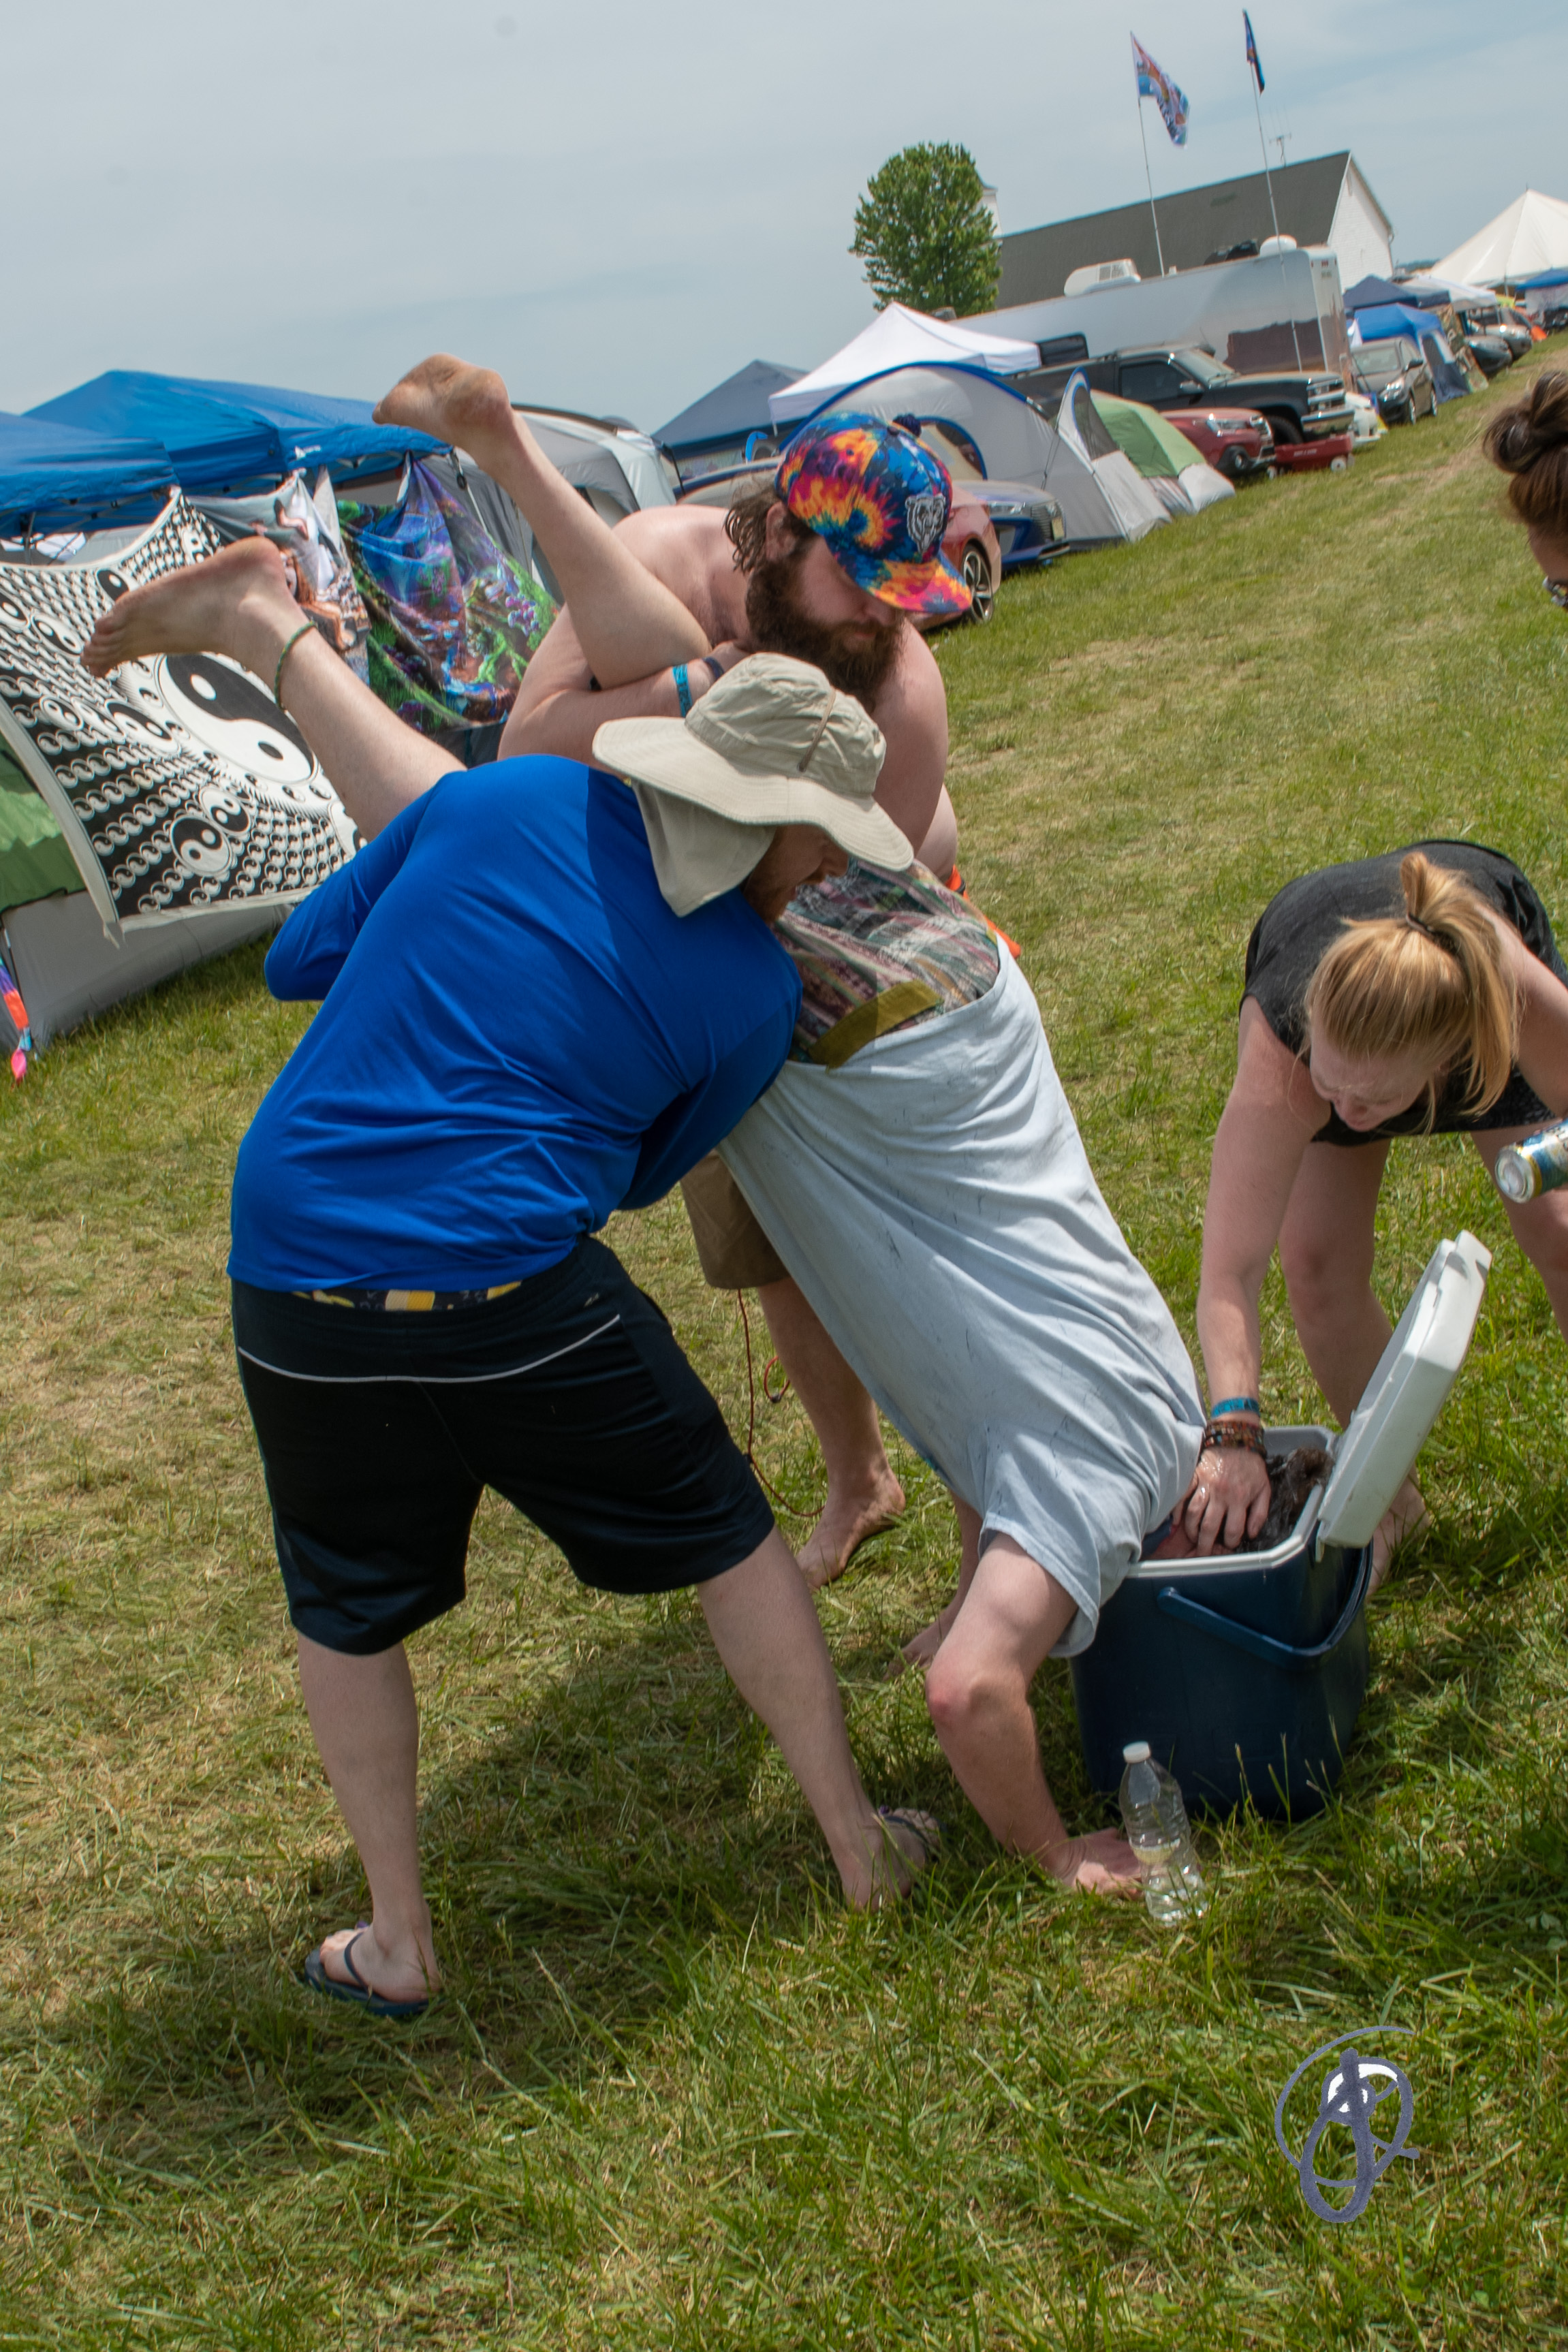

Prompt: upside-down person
[
  {"left": 83, "top": 550, "right": 937, "bottom": 2013},
  {"left": 578, "top": 687, "right": 1207, "bottom": 1896},
  {"left": 363, "top": 358, "right": 976, "bottom": 1588}
]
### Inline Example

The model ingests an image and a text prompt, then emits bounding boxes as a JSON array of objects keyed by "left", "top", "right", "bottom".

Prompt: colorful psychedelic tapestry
[
  {"left": 0, "top": 496, "right": 357, "bottom": 935},
  {"left": 339, "top": 460, "right": 556, "bottom": 745}
]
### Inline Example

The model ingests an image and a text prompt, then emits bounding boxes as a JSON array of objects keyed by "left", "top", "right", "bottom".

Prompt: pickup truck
[{"left": 1018, "top": 343, "right": 1353, "bottom": 447}]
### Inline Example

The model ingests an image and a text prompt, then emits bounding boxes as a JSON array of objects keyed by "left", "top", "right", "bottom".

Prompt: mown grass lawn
[{"left": 2, "top": 343, "right": 1566, "bottom": 2350}]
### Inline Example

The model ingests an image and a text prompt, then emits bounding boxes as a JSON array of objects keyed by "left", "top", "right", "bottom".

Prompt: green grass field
[{"left": 3, "top": 345, "right": 1567, "bottom": 2349}]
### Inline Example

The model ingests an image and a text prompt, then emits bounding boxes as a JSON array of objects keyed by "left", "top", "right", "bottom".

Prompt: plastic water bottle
[{"left": 1118, "top": 1741, "right": 1209, "bottom": 1926}]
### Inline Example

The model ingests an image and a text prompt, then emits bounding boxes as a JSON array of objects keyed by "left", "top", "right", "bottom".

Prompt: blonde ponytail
[{"left": 1303, "top": 853, "right": 1518, "bottom": 1124}]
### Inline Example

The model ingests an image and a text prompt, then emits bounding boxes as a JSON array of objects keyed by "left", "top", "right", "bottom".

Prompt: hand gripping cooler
[{"left": 1070, "top": 1232, "right": 1492, "bottom": 1819}]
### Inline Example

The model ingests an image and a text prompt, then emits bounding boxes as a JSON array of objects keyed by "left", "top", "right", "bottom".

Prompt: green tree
[{"left": 851, "top": 142, "right": 1001, "bottom": 317}]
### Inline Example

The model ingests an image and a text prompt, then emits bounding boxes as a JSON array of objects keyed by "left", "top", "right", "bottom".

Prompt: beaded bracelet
[
  {"left": 1202, "top": 1418, "right": 1268, "bottom": 1459},
  {"left": 1208, "top": 1394, "right": 1261, "bottom": 1419},
  {"left": 273, "top": 619, "right": 315, "bottom": 708}
]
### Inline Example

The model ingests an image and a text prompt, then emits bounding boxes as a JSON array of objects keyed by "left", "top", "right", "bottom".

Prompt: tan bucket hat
[{"left": 593, "top": 655, "right": 913, "bottom": 911}]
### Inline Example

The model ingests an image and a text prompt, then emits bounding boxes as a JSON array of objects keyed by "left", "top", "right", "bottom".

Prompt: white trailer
[{"left": 969, "top": 247, "right": 1353, "bottom": 383}]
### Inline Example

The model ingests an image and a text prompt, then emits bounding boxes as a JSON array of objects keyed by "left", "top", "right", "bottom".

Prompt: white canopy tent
[
  {"left": 768, "top": 305, "right": 1039, "bottom": 428},
  {"left": 1432, "top": 191, "right": 1568, "bottom": 289}
]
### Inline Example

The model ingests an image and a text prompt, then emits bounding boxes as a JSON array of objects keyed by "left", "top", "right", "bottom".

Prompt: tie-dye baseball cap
[{"left": 775, "top": 413, "right": 972, "bottom": 621}]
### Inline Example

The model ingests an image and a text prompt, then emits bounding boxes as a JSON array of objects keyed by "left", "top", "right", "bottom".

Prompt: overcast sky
[{"left": 7, "top": 3, "right": 1563, "bottom": 434}]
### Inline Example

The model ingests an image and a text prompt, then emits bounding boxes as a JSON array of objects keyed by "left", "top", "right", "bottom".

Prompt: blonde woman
[{"left": 1180, "top": 844, "right": 1568, "bottom": 1571}]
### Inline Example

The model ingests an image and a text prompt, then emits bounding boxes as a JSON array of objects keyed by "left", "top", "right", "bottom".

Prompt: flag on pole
[
  {"left": 1131, "top": 35, "right": 1190, "bottom": 146},
  {"left": 1243, "top": 10, "right": 1265, "bottom": 93}
]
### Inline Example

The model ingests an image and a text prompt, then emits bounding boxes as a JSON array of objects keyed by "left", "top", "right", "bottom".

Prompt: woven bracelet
[
  {"left": 273, "top": 621, "right": 315, "bottom": 708},
  {"left": 1209, "top": 1394, "right": 1261, "bottom": 1420},
  {"left": 1202, "top": 1418, "right": 1268, "bottom": 1459},
  {"left": 672, "top": 661, "right": 693, "bottom": 718}
]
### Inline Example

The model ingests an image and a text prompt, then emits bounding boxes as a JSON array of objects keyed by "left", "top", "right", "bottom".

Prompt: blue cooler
[{"left": 1071, "top": 1232, "right": 1492, "bottom": 1819}]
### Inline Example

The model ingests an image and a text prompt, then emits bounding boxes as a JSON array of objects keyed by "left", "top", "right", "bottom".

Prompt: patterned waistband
[{"left": 295, "top": 1281, "right": 524, "bottom": 1313}]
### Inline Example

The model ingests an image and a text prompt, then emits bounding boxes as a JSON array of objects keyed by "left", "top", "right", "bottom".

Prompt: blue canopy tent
[
  {"left": 1350, "top": 305, "right": 1472, "bottom": 403},
  {"left": 27, "top": 373, "right": 443, "bottom": 497},
  {"left": 652, "top": 360, "right": 802, "bottom": 479},
  {"left": 1342, "top": 275, "right": 1410, "bottom": 314},
  {"left": 0, "top": 411, "right": 175, "bottom": 537}
]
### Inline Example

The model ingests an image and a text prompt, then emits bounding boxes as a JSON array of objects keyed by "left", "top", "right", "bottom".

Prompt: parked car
[
  {"left": 896, "top": 416, "right": 1065, "bottom": 579},
  {"left": 1451, "top": 306, "right": 1533, "bottom": 361},
  {"left": 1464, "top": 334, "right": 1514, "bottom": 379},
  {"left": 1352, "top": 336, "right": 1436, "bottom": 424},
  {"left": 1162, "top": 404, "right": 1275, "bottom": 481},
  {"left": 1020, "top": 344, "right": 1353, "bottom": 448},
  {"left": 676, "top": 458, "right": 1005, "bottom": 627}
]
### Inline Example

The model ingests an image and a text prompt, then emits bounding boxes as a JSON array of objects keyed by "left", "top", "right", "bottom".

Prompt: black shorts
[{"left": 232, "top": 1237, "right": 772, "bottom": 1656}]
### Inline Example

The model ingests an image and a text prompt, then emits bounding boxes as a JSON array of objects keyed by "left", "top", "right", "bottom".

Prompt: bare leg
[
  {"left": 375, "top": 356, "right": 710, "bottom": 687},
  {"left": 1475, "top": 1126, "right": 1568, "bottom": 1342},
  {"left": 1277, "top": 1137, "right": 1427, "bottom": 1589},
  {"left": 923, "top": 1533, "right": 1140, "bottom": 1895},
  {"left": 755, "top": 1276, "right": 905, "bottom": 1588},
  {"left": 295, "top": 1635, "right": 439, "bottom": 2002},
  {"left": 899, "top": 1490, "right": 981, "bottom": 1671},
  {"left": 698, "top": 1530, "right": 937, "bottom": 1907},
  {"left": 81, "top": 537, "right": 459, "bottom": 838}
]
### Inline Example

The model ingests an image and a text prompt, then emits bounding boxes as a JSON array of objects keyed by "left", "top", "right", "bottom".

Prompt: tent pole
[
  {"left": 1137, "top": 98, "right": 1166, "bottom": 277},
  {"left": 1249, "top": 61, "right": 1304, "bottom": 369}
]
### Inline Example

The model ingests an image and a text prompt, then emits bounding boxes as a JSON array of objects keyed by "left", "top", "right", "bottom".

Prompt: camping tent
[
  {"left": 516, "top": 409, "right": 674, "bottom": 525},
  {"left": 1432, "top": 191, "right": 1568, "bottom": 288},
  {"left": 768, "top": 305, "right": 1039, "bottom": 428},
  {"left": 1090, "top": 394, "right": 1234, "bottom": 516},
  {"left": 0, "top": 494, "right": 356, "bottom": 1053},
  {"left": 783, "top": 362, "right": 1155, "bottom": 551},
  {"left": 28, "top": 373, "right": 441, "bottom": 497},
  {"left": 1054, "top": 376, "right": 1169, "bottom": 542},
  {"left": 0, "top": 412, "right": 176, "bottom": 539},
  {"left": 653, "top": 361, "right": 803, "bottom": 477}
]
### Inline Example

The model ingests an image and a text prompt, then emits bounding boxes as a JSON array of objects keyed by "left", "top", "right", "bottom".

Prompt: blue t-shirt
[{"left": 229, "top": 757, "right": 800, "bottom": 1291}]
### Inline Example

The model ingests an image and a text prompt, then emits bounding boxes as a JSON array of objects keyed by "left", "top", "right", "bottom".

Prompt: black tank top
[{"left": 1244, "top": 841, "right": 1566, "bottom": 1144}]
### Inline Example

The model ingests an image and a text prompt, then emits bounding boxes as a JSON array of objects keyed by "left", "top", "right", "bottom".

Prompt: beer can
[{"left": 1494, "top": 1118, "right": 1568, "bottom": 1203}]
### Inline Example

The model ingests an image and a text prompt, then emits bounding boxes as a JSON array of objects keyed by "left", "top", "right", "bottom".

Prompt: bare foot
[
  {"left": 796, "top": 1469, "right": 905, "bottom": 1591},
  {"left": 373, "top": 354, "right": 518, "bottom": 465},
  {"left": 1042, "top": 1830, "right": 1144, "bottom": 1897},
  {"left": 1369, "top": 1476, "right": 1430, "bottom": 1595},
  {"left": 314, "top": 1919, "right": 440, "bottom": 2005},
  {"left": 853, "top": 1806, "right": 943, "bottom": 1909},
  {"left": 81, "top": 536, "right": 296, "bottom": 680}
]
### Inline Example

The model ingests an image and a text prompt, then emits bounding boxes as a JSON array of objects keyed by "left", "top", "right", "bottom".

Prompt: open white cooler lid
[{"left": 1315, "top": 1230, "right": 1492, "bottom": 1551}]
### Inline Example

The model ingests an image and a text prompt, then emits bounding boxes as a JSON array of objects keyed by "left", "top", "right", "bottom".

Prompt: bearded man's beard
[{"left": 744, "top": 554, "right": 907, "bottom": 704}]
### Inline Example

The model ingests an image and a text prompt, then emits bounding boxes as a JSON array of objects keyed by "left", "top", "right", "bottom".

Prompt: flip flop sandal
[
  {"left": 302, "top": 1928, "right": 430, "bottom": 2020},
  {"left": 877, "top": 1806, "right": 944, "bottom": 1868}
]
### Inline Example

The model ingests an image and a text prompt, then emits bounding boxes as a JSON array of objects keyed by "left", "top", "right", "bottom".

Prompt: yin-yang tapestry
[{"left": 0, "top": 495, "right": 357, "bottom": 937}]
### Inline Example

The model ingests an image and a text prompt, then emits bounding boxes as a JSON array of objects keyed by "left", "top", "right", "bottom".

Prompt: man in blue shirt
[{"left": 86, "top": 542, "right": 934, "bottom": 2014}]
